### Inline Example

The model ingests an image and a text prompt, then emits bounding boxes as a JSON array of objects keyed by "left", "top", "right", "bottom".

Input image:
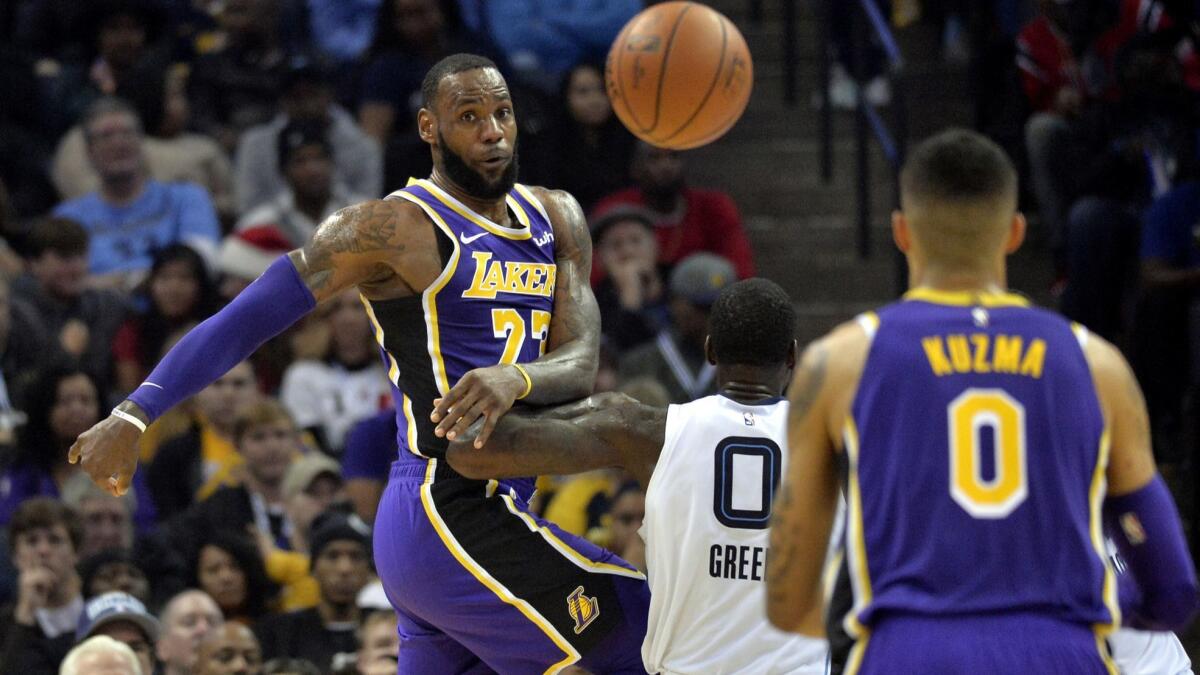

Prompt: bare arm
[
  {"left": 432, "top": 189, "right": 601, "bottom": 446},
  {"left": 1086, "top": 334, "right": 1158, "bottom": 495},
  {"left": 446, "top": 397, "right": 664, "bottom": 487},
  {"left": 766, "top": 342, "right": 838, "bottom": 635}
]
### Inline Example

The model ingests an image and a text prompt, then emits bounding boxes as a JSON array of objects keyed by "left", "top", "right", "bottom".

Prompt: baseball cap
[
  {"left": 282, "top": 453, "right": 343, "bottom": 501},
  {"left": 669, "top": 252, "right": 735, "bottom": 306},
  {"left": 589, "top": 205, "right": 657, "bottom": 244},
  {"left": 76, "top": 592, "right": 160, "bottom": 643}
]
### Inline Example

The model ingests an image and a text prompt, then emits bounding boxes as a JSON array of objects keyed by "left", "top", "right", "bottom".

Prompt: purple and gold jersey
[
  {"left": 363, "top": 179, "right": 556, "bottom": 495},
  {"left": 840, "top": 289, "right": 1119, "bottom": 638}
]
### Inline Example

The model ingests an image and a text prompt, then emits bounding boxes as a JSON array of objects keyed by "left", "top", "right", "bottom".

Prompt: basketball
[{"left": 605, "top": 2, "right": 753, "bottom": 150}]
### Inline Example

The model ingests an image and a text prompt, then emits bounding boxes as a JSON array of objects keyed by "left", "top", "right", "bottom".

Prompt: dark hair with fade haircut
[
  {"left": 708, "top": 278, "right": 796, "bottom": 368},
  {"left": 421, "top": 53, "right": 500, "bottom": 109},
  {"left": 8, "top": 497, "right": 84, "bottom": 554},
  {"left": 900, "top": 128, "right": 1017, "bottom": 208},
  {"left": 27, "top": 217, "right": 88, "bottom": 258}
]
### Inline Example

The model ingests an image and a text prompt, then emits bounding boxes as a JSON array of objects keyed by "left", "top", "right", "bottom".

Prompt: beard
[{"left": 438, "top": 132, "right": 519, "bottom": 200}]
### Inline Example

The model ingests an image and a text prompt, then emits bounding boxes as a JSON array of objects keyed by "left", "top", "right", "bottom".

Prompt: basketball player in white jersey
[{"left": 447, "top": 278, "right": 829, "bottom": 674}]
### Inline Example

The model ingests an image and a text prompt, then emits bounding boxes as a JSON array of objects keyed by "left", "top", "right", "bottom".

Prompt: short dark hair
[
  {"left": 900, "top": 128, "right": 1017, "bottom": 207},
  {"left": 81, "top": 97, "right": 142, "bottom": 143},
  {"left": 421, "top": 53, "right": 500, "bottom": 109},
  {"left": 27, "top": 217, "right": 88, "bottom": 258},
  {"left": 708, "top": 279, "right": 795, "bottom": 368},
  {"left": 9, "top": 497, "right": 83, "bottom": 554},
  {"left": 233, "top": 400, "right": 293, "bottom": 445}
]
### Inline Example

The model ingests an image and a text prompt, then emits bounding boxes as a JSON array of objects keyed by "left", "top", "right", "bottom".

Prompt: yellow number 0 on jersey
[
  {"left": 492, "top": 309, "right": 552, "bottom": 364},
  {"left": 948, "top": 388, "right": 1028, "bottom": 519}
]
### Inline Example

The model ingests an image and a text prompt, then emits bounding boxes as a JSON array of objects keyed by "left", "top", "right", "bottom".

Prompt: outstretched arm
[
  {"left": 69, "top": 200, "right": 411, "bottom": 496},
  {"left": 432, "top": 189, "right": 602, "bottom": 447},
  {"left": 446, "top": 395, "right": 664, "bottom": 487}
]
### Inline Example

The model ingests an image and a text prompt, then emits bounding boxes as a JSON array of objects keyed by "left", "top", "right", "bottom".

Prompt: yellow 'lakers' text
[
  {"left": 922, "top": 334, "right": 1047, "bottom": 378},
  {"left": 461, "top": 252, "right": 557, "bottom": 300}
]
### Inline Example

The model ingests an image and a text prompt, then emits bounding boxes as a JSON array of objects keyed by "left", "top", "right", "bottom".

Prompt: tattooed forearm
[
  {"left": 789, "top": 345, "right": 829, "bottom": 424},
  {"left": 293, "top": 200, "right": 404, "bottom": 300}
]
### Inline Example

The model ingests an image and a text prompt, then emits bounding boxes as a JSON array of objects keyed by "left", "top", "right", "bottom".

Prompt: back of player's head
[
  {"left": 708, "top": 278, "right": 795, "bottom": 368},
  {"left": 421, "top": 53, "right": 500, "bottom": 110},
  {"left": 900, "top": 129, "right": 1018, "bottom": 265}
]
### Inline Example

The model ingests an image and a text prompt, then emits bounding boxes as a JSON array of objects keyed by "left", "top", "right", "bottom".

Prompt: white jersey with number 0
[{"left": 641, "top": 394, "right": 829, "bottom": 675}]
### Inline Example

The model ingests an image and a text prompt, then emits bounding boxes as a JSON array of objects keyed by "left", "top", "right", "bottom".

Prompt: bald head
[{"left": 899, "top": 129, "right": 1019, "bottom": 269}]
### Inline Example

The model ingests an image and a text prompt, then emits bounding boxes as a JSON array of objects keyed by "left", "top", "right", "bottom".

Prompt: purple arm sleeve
[
  {"left": 1104, "top": 475, "right": 1200, "bottom": 630},
  {"left": 127, "top": 255, "right": 316, "bottom": 421}
]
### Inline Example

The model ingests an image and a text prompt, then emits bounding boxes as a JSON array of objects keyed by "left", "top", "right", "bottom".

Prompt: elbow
[{"left": 765, "top": 592, "right": 818, "bottom": 635}]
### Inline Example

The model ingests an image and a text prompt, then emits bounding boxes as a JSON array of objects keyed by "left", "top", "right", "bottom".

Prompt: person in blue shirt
[{"left": 53, "top": 97, "right": 221, "bottom": 291}]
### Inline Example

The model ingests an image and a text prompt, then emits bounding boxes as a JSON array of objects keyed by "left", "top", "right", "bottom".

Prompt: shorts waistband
[{"left": 389, "top": 458, "right": 465, "bottom": 482}]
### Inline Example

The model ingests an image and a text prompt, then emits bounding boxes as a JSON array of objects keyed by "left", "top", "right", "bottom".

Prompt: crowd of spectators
[{"left": 0, "top": 0, "right": 758, "bottom": 672}]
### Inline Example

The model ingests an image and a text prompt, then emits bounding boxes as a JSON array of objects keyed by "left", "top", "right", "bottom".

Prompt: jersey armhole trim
[
  {"left": 645, "top": 404, "right": 683, "bottom": 505},
  {"left": 855, "top": 312, "right": 880, "bottom": 341},
  {"left": 1071, "top": 322, "right": 1090, "bottom": 350}
]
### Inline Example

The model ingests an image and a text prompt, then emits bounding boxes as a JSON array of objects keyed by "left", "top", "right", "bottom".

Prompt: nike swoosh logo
[{"left": 460, "top": 231, "right": 489, "bottom": 245}]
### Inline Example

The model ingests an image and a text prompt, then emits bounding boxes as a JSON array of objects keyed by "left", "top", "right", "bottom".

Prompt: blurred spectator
[
  {"left": 590, "top": 205, "right": 670, "bottom": 353},
  {"left": 59, "top": 635, "right": 142, "bottom": 675},
  {"left": 593, "top": 143, "right": 755, "bottom": 283},
  {"left": 234, "top": 119, "right": 366, "bottom": 247},
  {"left": 189, "top": 0, "right": 294, "bottom": 153},
  {"left": 605, "top": 481, "right": 646, "bottom": 572},
  {"left": 340, "top": 409, "right": 396, "bottom": 524},
  {"left": 0, "top": 367, "right": 158, "bottom": 531},
  {"left": 75, "top": 591, "right": 159, "bottom": 675},
  {"left": 264, "top": 657, "right": 321, "bottom": 674},
  {"left": 217, "top": 226, "right": 296, "bottom": 299},
  {"left": 281, "top": 453, "right": 347, "bottom": 554},
  {"left": 456, "top": 0, "right": 640, "bottom": 88},
  {"left": 13, "top": 217, "right": 128, "bottom": 388},
  {"left": 194, "top": 622, "right": 263, "bottom": 675},
  {"left": 280, "top": 289, "right": 391, "bottom": 455},
  {"left": 52, "top": 98, "right": 222, "bottom": 290},
  {"left": 619, "top": 253, "right": 734, "bottom": 403},
  {"left": 538, "top": 62, "right": 636, "bottom": 212},
  {"left": 306, "top": 0, "right": 382, "bottom": 65},
  {"left": 156, "top": 590, "right": 224, "bottom": 675},
  {"left": 255, "top": 509, "right": 371, "bottom": 672},
  {"left": 234, "top": 60, "right": 382, "bottom": 212},
  {"left": 79, "top": 550, "right": 151, "bottom": 605},
  {"left": 0, "top": 274, "right": 52, "bottom": 410},
  {"left": 45, "top": 0, "right": 170, "bottom": 134},
  {"left": 188, "top": 533, "right": 279, "bottom": 624},
  {"left": 0, "top": 498, "right": 83, "bottom": 674},
  {"left": 821, "top": 0, "right": 893, "bottom": 110},
  {"left": 355, "top": 610, "right": 399, "bottom": 675},
  {"left": 359, "top": 0, "right": 476, "bottom": 187},
  {"left": 59, "top": 473, "right": 134, "bottom": 558},
  {"left": 0, "top": 47, "right": 58, "bottom": 219},
  {"left": 147, "top": 361, "right": 259, "bottom": 518},
  {"left": 169, "top": 400, "right": 300, "bottom": 554},
  {"left": 53, "top": 69, "right": 236, "bottom": 221},
  {"left": 112, "top": 244, "right": 222, "bottom": 396}
]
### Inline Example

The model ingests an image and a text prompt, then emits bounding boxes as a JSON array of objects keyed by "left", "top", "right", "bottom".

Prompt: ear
[
  {"left": 786, "top": 339, "right": 798, "bottom": 370},
  {"left": 417, "top": 108, "right": 436, "bottom": 145},
  {"left": 704, "top": 335, "right": 716, "bottom": 366},
  {"left": 891, "top": 210, "right": 911, "bottom": 254},
  {"left": 1004, "top": 212, "right": 1027, "bottom": 254}
]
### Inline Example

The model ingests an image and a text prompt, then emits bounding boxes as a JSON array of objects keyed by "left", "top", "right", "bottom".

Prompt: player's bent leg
[
  {"left": 849, "top": 613, "right": 1113, "bottom": 675},
  {"left": 376, "top": 461, "right": 649, "bottom": 674}
]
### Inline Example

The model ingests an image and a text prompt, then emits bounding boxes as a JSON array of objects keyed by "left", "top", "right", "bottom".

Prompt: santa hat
[{"left": 218, "top": 225, "right": 294, "bottom": 280}]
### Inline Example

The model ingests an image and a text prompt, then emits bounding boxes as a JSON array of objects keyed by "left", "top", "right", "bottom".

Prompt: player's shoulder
[{"left": 521, "top": 185, "right": 585, "bottom": 225}]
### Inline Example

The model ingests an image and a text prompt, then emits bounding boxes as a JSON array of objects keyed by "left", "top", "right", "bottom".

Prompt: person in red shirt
[{"left": 590, "top": 142, "right": 755, "bottom": 285}]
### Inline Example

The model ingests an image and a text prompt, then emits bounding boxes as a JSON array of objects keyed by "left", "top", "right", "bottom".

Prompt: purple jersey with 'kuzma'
[{"left": 841, "top": 289, "right": 1119, "bottom": 639}]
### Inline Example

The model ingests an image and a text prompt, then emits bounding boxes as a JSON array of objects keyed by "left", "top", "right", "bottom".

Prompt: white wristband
[{"left": 111, "top": 408, "right": 147, "bottom": 433}]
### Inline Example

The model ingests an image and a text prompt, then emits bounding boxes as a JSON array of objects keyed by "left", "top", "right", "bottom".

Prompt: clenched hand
[{"left": 68, "top": 405, "right": 144, "bottom": 497}]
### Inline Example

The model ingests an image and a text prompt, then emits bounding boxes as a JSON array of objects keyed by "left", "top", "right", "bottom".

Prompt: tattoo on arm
[
  {"left": 291, "top": 200, "right": 404, "bottom": 301},
  {"left": 767, "top": 481, "right": 801, "bottom": 604},
  {"left": 520, "top": 190, "right": 601, "bottom": 404},
  {"left": 789, "top": 346, "right": 829, "bottom": 423}
]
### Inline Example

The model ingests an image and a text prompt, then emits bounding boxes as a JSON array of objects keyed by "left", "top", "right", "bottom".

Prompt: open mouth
[{"left": 481, "top": 156, "right": 508, "bottom": 168}]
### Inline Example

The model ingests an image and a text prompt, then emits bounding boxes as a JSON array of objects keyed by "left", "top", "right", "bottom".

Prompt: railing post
[{"left": 783, "top": 0, "right": 797, "bottom": 105}]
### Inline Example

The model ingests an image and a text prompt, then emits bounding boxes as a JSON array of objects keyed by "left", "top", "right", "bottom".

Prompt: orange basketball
[{"left": 606, "top": 2, "right": 753, "bottom": 150}]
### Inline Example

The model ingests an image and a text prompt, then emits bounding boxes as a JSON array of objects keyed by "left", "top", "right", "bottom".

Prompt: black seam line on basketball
[
  {"left": 677, "top": 36, "right": 751, "bottom": 147},
  {"left": 611, "top": 31, "right": 645, "bottom": 135},
  {"left": 658, "top": 10, "right": 727, "bottom": 144},
  {"left": 647, "top": 3, "right": 693, "bottom": 135}
]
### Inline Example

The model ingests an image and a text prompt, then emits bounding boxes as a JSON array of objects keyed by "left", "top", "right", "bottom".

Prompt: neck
[
  {"left": 642, "top": 190, "right": 680, "bottom": 215},
  {"left": 246, "top": 474, "right": 282, "bottom": 504},
  {"left": 318, "top": 599, "right": 358, "bottom": 624},
  {"left": 430, "top": 168, "right": 509, "bottom": 224},
  {"left": 294, "top": 191, "right": 330, "bottom": 222},
  {"left": 101, "top": 172, "right": 146, "bottom": 205},
  {"left": 909, "top": 259, "right": 1007, "bottom": 295},
  {"left": 716, "top": 364, "right": 786, "bottom": 404}
]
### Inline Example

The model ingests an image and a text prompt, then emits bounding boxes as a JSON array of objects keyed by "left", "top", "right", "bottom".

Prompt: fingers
[
  {"left": 474, "top": 410, "right": 501, "bottom": 449},
  {"left": 109, "top": 468, "right": 134, "bottom": 498},
  {"left": 435, "top": 391, "right": 480, "bottom": 439},
  {"left": 67, "top": 439, "right": 82, "bottom": 465},
  {"left": 444, "top": 400, "right": 486, "bottom": 441},
  {"left": 430, "top": 381, "right": 469, "bottom": 424}
]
